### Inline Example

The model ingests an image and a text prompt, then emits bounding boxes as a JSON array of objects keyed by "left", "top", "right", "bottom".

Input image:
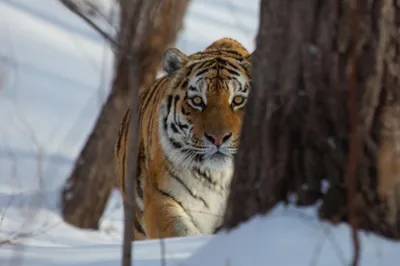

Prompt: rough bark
[
  {"left": 223, "top": 0, "right": 400, "bottom": 240},
  {"left": 60, "top": 0, "right": 190, "bottom": 229}
]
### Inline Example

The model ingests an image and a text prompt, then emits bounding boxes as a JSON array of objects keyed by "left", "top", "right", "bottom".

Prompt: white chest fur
[{"left": 164, "top": 167, "right": 233, "bottom": 235}]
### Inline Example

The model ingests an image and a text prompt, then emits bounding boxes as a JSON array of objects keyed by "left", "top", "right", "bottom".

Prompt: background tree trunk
[
  {"left": 60, "top": 0, "right": 190, "bottom": 229},
  {"left": 223, "top": 0, "right": 400, "bottom": 240}
]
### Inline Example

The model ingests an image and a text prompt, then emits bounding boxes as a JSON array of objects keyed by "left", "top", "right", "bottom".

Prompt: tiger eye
[
  {"left": 232, "top": 96, "right": 244, "bottom": 105},
  {"left": 191, "top": 96, "right": 203, "bottom": 106}
]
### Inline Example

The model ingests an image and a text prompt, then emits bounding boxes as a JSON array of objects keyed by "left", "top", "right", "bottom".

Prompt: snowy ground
[{"left": 0, "top": 0, "right": 399, "bottom": 265}]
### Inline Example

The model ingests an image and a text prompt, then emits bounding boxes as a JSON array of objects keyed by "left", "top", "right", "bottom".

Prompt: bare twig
[
  {"left": 119, "top": 1, "right": 162, "bottom": 265},
  {"left": 59, "top": 0, "right": 119, "bottom": 50},
  {"left": 83, "top": 0, "right": 119, "bottom": 27},
  {"left": 121, "top": 0, "right": 144, "bottom": 264},
  {"left": 346, "top": 0, "right": 362, "bottom": 265}
]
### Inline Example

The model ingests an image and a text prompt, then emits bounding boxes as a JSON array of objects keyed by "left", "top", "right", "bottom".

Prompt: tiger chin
[{"left": 115, "top": 37, "right": 252, "bottom": 240}]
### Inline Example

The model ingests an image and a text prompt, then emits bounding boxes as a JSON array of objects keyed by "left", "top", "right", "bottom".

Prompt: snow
[
  {"left": 186, "top": 205, "right": 400, "bottom": 266},
  {"left": 0, "top": 0, "right": 399, "bottom": 265}
]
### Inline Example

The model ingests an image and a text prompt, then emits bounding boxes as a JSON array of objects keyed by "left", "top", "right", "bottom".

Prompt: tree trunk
[
  {"left": 60, "top": 0, "right": 190, "bottom": 230},
  {"left": 223, "top": 0, "right": 400, "bottom": 240}
]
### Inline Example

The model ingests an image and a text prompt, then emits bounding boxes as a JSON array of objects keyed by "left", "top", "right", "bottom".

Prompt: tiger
[{"left": 115, "top": 37, "right": 252, "bottom": 240}]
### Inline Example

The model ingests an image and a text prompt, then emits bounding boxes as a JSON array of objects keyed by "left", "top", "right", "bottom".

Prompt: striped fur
[{"left": 115, "top": 38, "right": 252, "bottom": 240}]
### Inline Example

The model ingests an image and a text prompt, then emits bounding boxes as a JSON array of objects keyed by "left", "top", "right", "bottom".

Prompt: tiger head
[{"left": 159, "top": 38, "right": 252, "bottom": 171}]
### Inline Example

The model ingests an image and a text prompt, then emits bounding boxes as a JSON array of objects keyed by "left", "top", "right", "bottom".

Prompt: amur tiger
[{"left": 115, "top": 37, "right": 252, "bottom": 240}]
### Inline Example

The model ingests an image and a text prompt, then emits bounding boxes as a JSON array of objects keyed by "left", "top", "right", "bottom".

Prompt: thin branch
[
  {"left": 59, "top": 0, "right": 119, "bottom": 50},
  {"left": 83, "top": 1, "right": 119, "bottom": 27},
  {"left": 120, "top": 0, "right": 143, "bottom": 262},
  {"left": 346, "top": 0, "right": 362, "bottom": 266},
  {"left": 121, "top": 1, "right": 161, "bottom": 266}
]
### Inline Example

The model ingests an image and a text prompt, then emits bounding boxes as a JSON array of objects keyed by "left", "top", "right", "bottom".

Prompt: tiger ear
[{"left": 163, "top": 48, "right": 189, "bottom": 76}]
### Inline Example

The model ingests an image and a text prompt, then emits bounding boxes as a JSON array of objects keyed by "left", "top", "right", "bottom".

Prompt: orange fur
[{"left": 115, "top": 38, "right": 252, "bottom": 240}]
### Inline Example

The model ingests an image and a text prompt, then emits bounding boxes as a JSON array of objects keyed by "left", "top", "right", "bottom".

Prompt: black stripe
[
  {"left": 178, "top": 123, "right": 189, "bottom": 130},
  {"left": 198, "top": 60, "right": 213, "bottom": 69},
  {"left": 170, "top": 138, "right": 183, "bottom": 149},
  {"left": 156, "top": 188, "right": 201, "bottom": 230},
  {"left": 141, "top": 77, "right": 166, "bottom": 108},
  {"left": 166, "top": 95, "right": 173, "bottom": 113},
  {"left": 118, "top": 111, "right": 130, "bottom": 195},
  {"left": 181, "top": 79, "right": 188, "bottom": 89},
  {"left": 115, "top": 109, "right": 130, "bottom": 152},
  {"left": 135, "top": 218, "right": 145, "bottom": 235},
  {"left": 194, "top": 153, "right": 204, "bottom": 162},
  {"left": 173, "top": 96, "right": 180, "bottom": 124},
  {"left": 168, "top": 169, "right": 209, "bottom": 208},
  {"left": 121, "top": 147, "right": 127, "bottom": 193},
  {"left": 158, "top": 189, "right": 184, "bottom": 208},
  {"left": 170, "top": 123, "right": 179, "bottom": 133},
  {"left": 188, "top": 85, "right": 197, "bottom": 91},
  {"left": 194, "top": 167, "right": 218, "bottom": 186},
  {"left": 235, "top": 81, "right": 244, "bottom": 93},
  {"left": 202, "top": 61, "right": 215, "bottom": 70},
  {"left": 222, "top": 49, "right": 246, "bottom": 57},
  {"left": 136, "top": 178, "right": 143, "bottom": 199},
  {"left": 215, "top": 57, "right": 229, "bottom": 66},
  {"left": 219, "top": 63, "right": 241, "bottom": 76},
  {"left": 193, "top": 61, "right": 216, "bottom": 77},
  {"left": 136, "top": 144, "right": 144, "bottom": 199},
  {"left": 171, "top": 96, "right": 188, "bottom": 134},
  {"left": 186, "top": 64, "right": 196, "bottom": 77},
  {"left": 217, "top": 58, "right": 242, "bottom": 70},
  {"left": 163, "top": 117, "right": 168, "bottom": 132},
  {"left": 195, "top": 67, "right": 211, "bottom": 77},
  {"left": 224, "top": 67, "right": 241, "bottom": 76},
  {"left": 242, "top": 84, "right": 250, "bottom": 93},
  {"left": 190, "top": 61, "right": 208, "bottom": 75}
]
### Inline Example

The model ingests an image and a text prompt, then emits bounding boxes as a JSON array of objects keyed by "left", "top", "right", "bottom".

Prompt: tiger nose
[{"left": 204, "top": 132, "right": 233, "bottom": 147}]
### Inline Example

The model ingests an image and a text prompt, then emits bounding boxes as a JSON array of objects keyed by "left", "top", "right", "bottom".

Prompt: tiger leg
[{"left": 143, "top": 195, "right": 201, "bottom": 239}]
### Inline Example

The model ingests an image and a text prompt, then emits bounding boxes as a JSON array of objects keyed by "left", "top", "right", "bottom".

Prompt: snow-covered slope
[
  {"left": 1, "top": 0, "right": 399, "bottom": 265},
  {"left": 186, "top": 205, "right": 400, "bottom": 266}
]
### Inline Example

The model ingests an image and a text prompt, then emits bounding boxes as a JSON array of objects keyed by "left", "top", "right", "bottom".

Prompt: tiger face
[{"left": 159, "top": 47, "right": 252, "bottom": 170}]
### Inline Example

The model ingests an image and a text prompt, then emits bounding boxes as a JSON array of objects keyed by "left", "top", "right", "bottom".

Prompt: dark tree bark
[
  {"left": 223, "top": 0, "right": 400, "bottom": 240},
  {"left": 60, "top": 0, "right": 190, "bottom": 229}
]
